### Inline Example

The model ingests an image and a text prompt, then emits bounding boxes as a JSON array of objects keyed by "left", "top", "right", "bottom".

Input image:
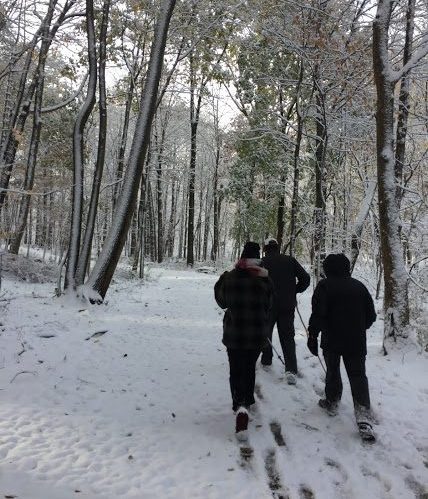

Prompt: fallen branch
[{"left": 10, "top": 370, "right": 37, "bottom": 383}]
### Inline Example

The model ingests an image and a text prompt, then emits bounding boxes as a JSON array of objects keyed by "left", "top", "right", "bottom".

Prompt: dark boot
[
  {"left": 235, "top": 407, "right": 249, "bottom": 433},
  {"left": 318, "top": 398, "right": 339, "bottom": 416}
]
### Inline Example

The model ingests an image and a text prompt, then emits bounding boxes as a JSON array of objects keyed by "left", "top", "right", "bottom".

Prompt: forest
[{"left": 0, "top": 0, "right": 427, "bottom": 350}]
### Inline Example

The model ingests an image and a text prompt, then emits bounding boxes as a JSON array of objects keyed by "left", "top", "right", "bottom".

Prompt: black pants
[
  {"left": 261, "top": 308, "right": 297, "bottom": 373},
  {"left": 323, "top": 350, "right": 371, "bottom": 417},
  {"left": 227, "top": 348, "right": 261, "bottom": 411}
]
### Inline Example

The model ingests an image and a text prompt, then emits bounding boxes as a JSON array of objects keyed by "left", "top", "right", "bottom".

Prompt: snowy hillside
[{"left": 0, "top": 265, "right": 427, "bottom": 498}]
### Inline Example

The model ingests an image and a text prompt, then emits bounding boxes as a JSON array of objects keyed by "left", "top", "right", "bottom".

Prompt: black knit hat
[
  {"left": 322, "top": 253, "right": 351, "bottom": 277},
  {"left": 240, "top": 241, "right": 261, "bottom": 259},
  {"left": 263, "top": 238, "right": 279, "bottom": 253}
]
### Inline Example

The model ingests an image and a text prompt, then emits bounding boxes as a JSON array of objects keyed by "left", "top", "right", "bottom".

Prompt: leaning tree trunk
[
  {"left": 373, "top": 0, "right": 410, "bottom": 347},
  {"left": 65, "top": 0, "right": 97, "bottom": 290},
  {"left": 84, "top": 0, "right": 176, "bottom": 300},
  {"left": 75, "top": 0, "right": 111, "bottom": 285}
]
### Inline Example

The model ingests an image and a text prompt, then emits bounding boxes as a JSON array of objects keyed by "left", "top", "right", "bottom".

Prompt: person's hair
[
  {"left": 322, "top": 253, "right": 351, "bottom": 277},
  {"left": 240, "top": 241, "right": 260, "bottom": 259}
]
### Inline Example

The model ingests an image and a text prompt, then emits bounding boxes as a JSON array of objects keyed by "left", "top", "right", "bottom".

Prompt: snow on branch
[{"left": 391, "top": 32, "right": 428, "bottom": 82}]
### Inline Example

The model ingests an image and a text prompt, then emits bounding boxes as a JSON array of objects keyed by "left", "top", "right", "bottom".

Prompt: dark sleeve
[
  {"left": 293, "top": 258, "right": 310, "bottom": 293},
  {"left": 308, "top": 282, "right": 327, "bottom": 338},
  {"left": 214, "top": 272, "right": 228, "bottom": 309},
  {"left": 364, "top": 287, "right": 376, "bottom": 329}
]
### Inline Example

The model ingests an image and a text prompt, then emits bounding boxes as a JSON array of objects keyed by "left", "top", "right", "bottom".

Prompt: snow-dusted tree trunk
[
  {"left": 311, "top": 0, "right": 329, "bottom": 281},
  {"left": 186, "top": 50, "right": 203, "bottom": 267},
  {"left": 289, "top": 60, "right": 304, "bottom": 257},
  {"left": 395, "top": 0, "right": 415, "bottom": 206},
  {"left": 350, "top": 179, "right": 377, "bottom": 272},
  {"left": 65, "top": 0, "right": 97, "bottom": 290},
  {"left": 373, "top": 0, "right": 410, "bottom": 345},
  {"left": 155, "top": 127, "right": 166, "bottom": 264},
  {"left": 75, "top": 0, "right": 111, "bottom": 285},
  {"left": 84, "top": 0, "right": 176, "bottom": 300},
  {"left": 211, "top": 126, "right": 221, "bottom": 262}
]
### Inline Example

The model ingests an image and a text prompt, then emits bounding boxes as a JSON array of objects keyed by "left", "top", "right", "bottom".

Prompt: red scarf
[{"left": 236, "top": 258, "right": 268, "bottom": 277}]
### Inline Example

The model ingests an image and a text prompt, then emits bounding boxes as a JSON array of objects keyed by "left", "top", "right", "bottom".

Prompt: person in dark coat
[
  {"left": 260, "top": 238, "right": 310, "bottom": 384},
  {"left": 307, "top": 253, "right": 377, "bottom": 431},
  {"left": 214, "top": 241, "right": 274, "bottom": 434}
]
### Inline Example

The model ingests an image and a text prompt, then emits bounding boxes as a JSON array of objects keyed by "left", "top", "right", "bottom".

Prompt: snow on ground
[{"left": 0, "top": 263, "right": 427, "bottom": 498}]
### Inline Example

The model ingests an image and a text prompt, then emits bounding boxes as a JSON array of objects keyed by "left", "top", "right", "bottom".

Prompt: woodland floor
[{"left": 0, "top": 258, "right": 427, "bottom": 498}]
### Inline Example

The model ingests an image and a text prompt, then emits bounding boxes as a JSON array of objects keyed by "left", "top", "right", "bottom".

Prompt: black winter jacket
[
  {"left": 214, "top": 269, "right": 274, "bottom": 349},
  {"left": 308, "top": 276, "right": 376, "bottom": 355},
  {"left": 262, "top": 253, "right": 310, "bottom": 310}
]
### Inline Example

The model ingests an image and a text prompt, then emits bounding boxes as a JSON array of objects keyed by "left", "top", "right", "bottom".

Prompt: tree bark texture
[{"left": 373, "top": 0, "right": 410, "bottom": 345}]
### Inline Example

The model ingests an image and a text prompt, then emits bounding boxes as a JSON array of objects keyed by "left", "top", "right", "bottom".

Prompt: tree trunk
[
  {"left": 155, "top": 128, "right": 166, "bottom": 263},
  {"left": 373, "top": 0, "right": 410, "bottom": 346},
  {"left": 289, "top": 102, "right": 303, "bottom": 257},
  {"left": 395, "top": 0, "right": 416, "bottom": 206},
  {"left": 113, "top": 76, "right": 135, "bottom": 206},
  {"left": 186, "top": 117, "right": 197, "bottom": 266},
  {"left": 66, "top": 0, "right": 97, "bottom": 290},
  {"left": 350, "top": 179, "right": 377, "bottom": 272},
  {"left": 312, "top": 74, "right": 328, "bottom": 281},
  {"left": 211, "top": 141, "right": 220, "bottom": 261},
  {"left": 276, "top": 176, "right": 285, "bottom": 250},
  {"left": 75, "top": 0, "right": 111, "bottom": 285}
]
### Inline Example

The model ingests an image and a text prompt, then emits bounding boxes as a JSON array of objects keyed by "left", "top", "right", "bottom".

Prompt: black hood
[
  {"left": 322, "top": 254, "right": 351, "bottom": 278},
  {"left": 241, "top": 241, "right": 261, "bottom": 259}
]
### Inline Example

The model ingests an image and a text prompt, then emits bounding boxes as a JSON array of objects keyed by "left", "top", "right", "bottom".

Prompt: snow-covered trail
[{"left": 0, "top": 267, "right": 427, "bottom": 498}]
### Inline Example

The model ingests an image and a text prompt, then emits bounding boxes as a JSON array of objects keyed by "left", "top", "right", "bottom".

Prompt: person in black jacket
[
  {"left": 307, "top": 253, "right": 377, "bottom": 432},
  {"left": 214, "top": 241, "right": 274, "bottom": 434},
  {"left": 260, "top": 238, "right": 310, "bottom": 384}
]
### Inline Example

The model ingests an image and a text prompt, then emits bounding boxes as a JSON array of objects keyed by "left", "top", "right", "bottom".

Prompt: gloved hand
[{"left": 307, "top": 336, "right": 318, "bottom": 356}]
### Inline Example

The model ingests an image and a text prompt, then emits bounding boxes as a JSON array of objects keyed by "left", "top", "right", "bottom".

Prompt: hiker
[
  {"left": 260, "top": 238, "right": 310, "bottom": 385},
  {"left": 307, "top": 253, "right": 377, "bottom": 441},
  {"left": 214, "top": 241, "right": 274, "bottom": 434}
]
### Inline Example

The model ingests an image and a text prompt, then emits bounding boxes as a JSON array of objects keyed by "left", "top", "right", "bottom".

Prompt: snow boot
[
  {"left": 235, "top": 407, "right": 249, "bottom": 434},
  {"left": 285, "top": 371, "right": 297, "bottom": 385},
  {"left": 357, "top": 422, "right": 376, "bottom": 442},
  {"left": 318, "top": 398, "right": 339, "bottom": 416}
]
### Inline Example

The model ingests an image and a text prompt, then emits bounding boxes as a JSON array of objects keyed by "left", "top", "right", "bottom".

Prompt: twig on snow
[{"left": 10, "top": 370, "right": 37, "bottom": 383}]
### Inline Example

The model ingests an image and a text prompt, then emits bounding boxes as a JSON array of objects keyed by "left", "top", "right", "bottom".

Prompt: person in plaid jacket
[{"left": 214, "top": 241, "right": 274, "bottom": 434}]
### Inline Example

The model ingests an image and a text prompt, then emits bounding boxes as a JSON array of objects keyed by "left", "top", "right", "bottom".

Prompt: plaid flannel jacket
[{"left": 214, "top": 268, "right": 274, "bottom": 349}]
